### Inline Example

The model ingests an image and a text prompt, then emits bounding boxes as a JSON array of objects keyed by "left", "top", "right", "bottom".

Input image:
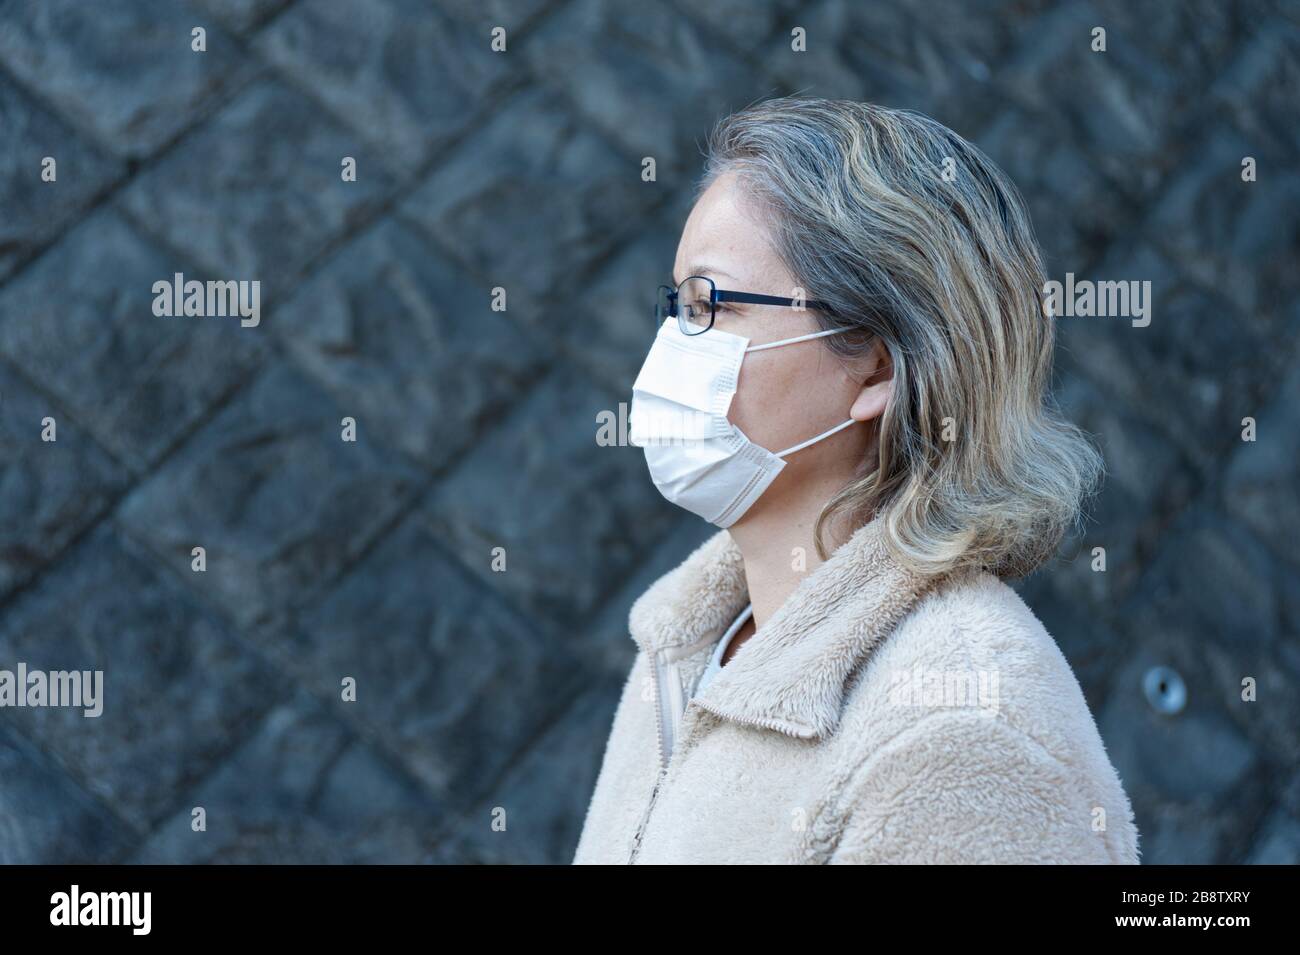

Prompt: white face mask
[{"left": 629, "top": 317, "right": 858, "bottom": 527}]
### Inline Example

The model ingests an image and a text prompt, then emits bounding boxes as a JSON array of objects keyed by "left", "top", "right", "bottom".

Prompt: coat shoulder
[
  {"left": 827, "top": 569, "right": 1142, "bottom": 863},
  {"left": 857, "top": 568, "right": 1096, "bottom": 750}
]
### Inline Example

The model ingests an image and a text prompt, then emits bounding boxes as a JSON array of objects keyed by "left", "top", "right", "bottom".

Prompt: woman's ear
[{"left": 849, "top": 338, "right": 894, "bottom": 424}]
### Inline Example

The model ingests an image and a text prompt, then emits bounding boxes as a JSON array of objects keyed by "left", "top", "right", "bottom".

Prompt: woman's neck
[{"left": 726, "top": 469, "right": 856, "bottom": 633}]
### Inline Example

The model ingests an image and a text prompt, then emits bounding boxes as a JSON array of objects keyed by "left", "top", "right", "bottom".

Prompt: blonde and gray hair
[{"left": 700, "top": 97, "right": 1102, "bottom": 578}]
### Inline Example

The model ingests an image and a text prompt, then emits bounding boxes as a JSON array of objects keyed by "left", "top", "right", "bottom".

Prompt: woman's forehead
[{"left": 673, "top": 175, "right": 786, "bottom": 287}]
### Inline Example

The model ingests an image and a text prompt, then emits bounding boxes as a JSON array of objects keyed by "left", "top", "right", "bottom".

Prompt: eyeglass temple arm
[{"left": 714, "top": 290, "right": 834, "bottom": 312}]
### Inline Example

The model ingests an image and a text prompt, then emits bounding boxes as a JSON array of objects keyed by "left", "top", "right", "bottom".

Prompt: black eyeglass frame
[{"left": 655, "top": 274, "right": 836, "bottom": 335}]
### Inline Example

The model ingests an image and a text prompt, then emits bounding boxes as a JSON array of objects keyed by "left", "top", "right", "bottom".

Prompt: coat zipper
[
  {"left": 628, "top": 650, "right": 674, "bottom": 864},
  {"left": 628, "top": 770, "right": 665, "bottom": 864}
]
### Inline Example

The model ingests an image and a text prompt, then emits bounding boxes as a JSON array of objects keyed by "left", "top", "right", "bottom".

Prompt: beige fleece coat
[{"left": 572, "top": 516, "right": 1141, "bottom": 864}]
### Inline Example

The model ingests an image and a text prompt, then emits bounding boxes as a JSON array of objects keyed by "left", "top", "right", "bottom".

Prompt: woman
[{"left": 573, "top": 98, "right": 1140, "bottom": 864}]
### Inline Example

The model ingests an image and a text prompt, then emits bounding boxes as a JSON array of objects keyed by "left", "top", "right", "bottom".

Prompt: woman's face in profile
[{"left": 670, "top": 170, "right": 880, "bottom": 506}]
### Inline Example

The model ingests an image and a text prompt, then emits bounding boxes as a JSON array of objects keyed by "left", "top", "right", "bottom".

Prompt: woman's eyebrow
[{"left": 673, "top": 264, "right": 737, "bottom": 285}]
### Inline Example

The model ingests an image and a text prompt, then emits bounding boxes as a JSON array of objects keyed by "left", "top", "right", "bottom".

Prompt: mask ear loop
[
  {"left": 775, "top": 418, "right": 856, "bottom": 458},
  {"left": 744, "top": 326, "right": 854, "bottom": 352}
]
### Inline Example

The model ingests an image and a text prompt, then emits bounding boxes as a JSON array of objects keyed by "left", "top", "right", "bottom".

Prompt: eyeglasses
[{"left": 655, "top": 275, "right": 834, "bottom": 336}]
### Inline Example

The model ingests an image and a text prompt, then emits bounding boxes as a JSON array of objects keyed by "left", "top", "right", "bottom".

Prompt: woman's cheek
[{"left": 731, "top": 354, "right": 814, "bottom": 449}]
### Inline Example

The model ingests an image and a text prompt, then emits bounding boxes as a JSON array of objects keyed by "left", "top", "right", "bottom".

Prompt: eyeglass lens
[{"left": 655, "top": 276, "right": 715, "bottom": 335}]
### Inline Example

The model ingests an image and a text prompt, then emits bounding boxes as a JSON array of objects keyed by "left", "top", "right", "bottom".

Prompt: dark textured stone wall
[{"left": 0, "top": 0, "right": 1296, "bottom": 864}]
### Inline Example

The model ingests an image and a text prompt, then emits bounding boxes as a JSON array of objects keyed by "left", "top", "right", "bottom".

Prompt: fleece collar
[{"left": 628, "top": 515, "right": 935, "bottom": 740}]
